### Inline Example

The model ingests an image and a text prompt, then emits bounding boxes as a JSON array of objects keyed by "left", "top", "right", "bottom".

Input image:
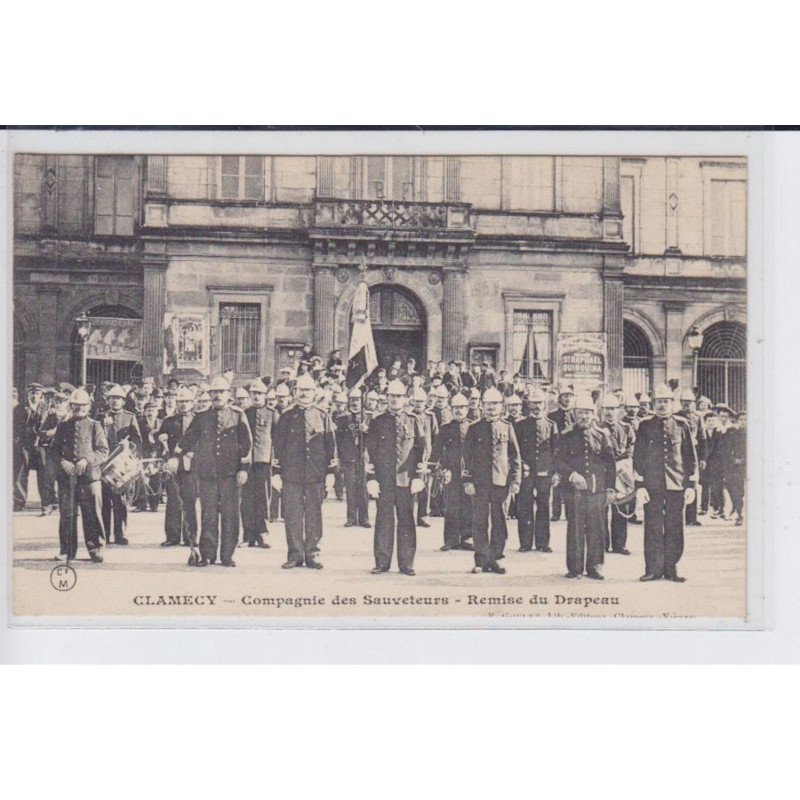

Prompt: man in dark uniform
[
  {"left": 466, "top": 387, "right": 481, "bottom": 422},
  {"left": 137, "top": 401, "right": 163, "bottom": 512},
  {"left": 462, "top": 387, "right": 521, "bottom": 575},
  {"left": 268, "top": 382, "right": 292, "bottom": 522},
  {"left": 555, "top": 392, "right": 616, "bottom": 579},
  {"left": 98, "top": 384, "right": 141, "bottom": 545},
  {"left": 675, "top": 388, "right": 708, "bottom": 527},
  {"left": 12, "top": 382, "right": 46, "bottom": 511},
  {"left": 548, "top": 385, "right": 576, "bottom": 522},
  {"left": 159, "top": 386, "right": 198, "bottom": 547},
  {"left": 514, "top": 387, "right": 559, "bottom": 553},
  {"left": 50, "top": 388, "right": 108, "bottom": 562},
  {"left": 431, "top": 392, "right": 474, "bottom": 552},
  {"left": 36, "top": 390, "right": 71, "bottom": 516},
  {"left": 168, "top": 375, "right": 252, "bottom": 567},
  {"left": 728, "top": 411, "right": 746, "bottom": 526},
  {"left": 272, "top": 372, "right": 337, "bottom": 570},
  {"left": 335, "top": 387, "right": 371, "bottom": 528},
  {"left": 241, "top": 378, "right": 277, "bottom": 548},
  {"left": 598, "top": 394, "right": 635, "bottom": 555},
  {"left": 633, "top": 384, "right": 698, "bottom": 582},
  {"left": 409, "top": 386, "right": 438, "bottom": 528},
  {"left": 366, "top": 379, "right": 428, "bottom": 576}
]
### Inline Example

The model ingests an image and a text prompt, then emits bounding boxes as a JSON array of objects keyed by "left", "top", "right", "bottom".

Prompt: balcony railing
[{"left": 314, "top": 199, "right": 471, "bottom": 231}]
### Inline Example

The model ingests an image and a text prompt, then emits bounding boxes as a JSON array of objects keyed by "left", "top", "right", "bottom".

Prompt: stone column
[
  {"left": 36, "top": 286, "right": 60, "bottom": 385},
  {"left": 663, "top": 301, "right": 686, "bottom": 385},
  {"left": 442, "top": 266, "right": 466, "bottom": 362},
  {"left": 145, "top": 156, "right": 167, "bottom": 197},
  {"left": 142, "top": 242, "right": 168, "bottom": 380},
  {"left": 602, "top": 157, "right": 623, "bottom": 241},
  {"left": 603, "top": 258, "right": 624, "bottom": 390},
  {"left": 313, "top": 267, "right": 336, "bottom": 357}
]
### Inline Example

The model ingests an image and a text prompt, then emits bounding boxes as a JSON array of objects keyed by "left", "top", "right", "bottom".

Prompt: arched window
[
  {"left": 623, "top": 320, "right": 653, "bottom": 398},
  {"left": 697, "top": 321, "right": 746, "bottom": 410}
]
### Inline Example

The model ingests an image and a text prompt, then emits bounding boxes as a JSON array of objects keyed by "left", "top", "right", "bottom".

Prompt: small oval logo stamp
[{"left": 50, "top": 565, "right": 77, "bottom": 592}]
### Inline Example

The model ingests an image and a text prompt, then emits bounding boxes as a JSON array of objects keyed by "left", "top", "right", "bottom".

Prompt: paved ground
[{"left": 12, "top": 486, "right": 747, "bottom": 622}]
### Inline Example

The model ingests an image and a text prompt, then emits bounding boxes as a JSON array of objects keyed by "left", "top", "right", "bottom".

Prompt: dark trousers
[
  {"left": 333, "top": 468, "right": 344, "bottom": 500},
  {"left": 342, "top": 462, "right": 369, "bottom": 524},
  {"left": 442, "top": 479, "right": 472, "bottom": 548},
  {"left": 164, "top": 471, "right": 198, "bottom": 544},
  {"left": 565, "top": 489, "right": 605, "bottom": 575},
  {"left": 43, "top": 451, "right": 61, "bottom": 507},
  {"left": 517, "top": 475, "right": 551, "bottom": 550},
  {"left": 101, "top": 482, "right": 128, "bottom": 541},
  {"left": 726, "top": 473, "right": 745, "bottom": 517},
  {"left": 269, "top": 487, "right": 282, "bottom": 521},
  {"left": 604, "top": 502, "right": 629, "bottom": 551},
  {"left": 13, "top": 446, "right": 48, "bottom": 510},
  {"left": 643, "top": 488, "right": 685, "bottom": 578},
  {"left": 414, "top": 481, "right": 430, "bottom": 522},
  {"left": 685, "top": 483, "right": 698, "bottom": 524},
  {"left": 708, "top": 474, "right": 725, "bottom": 514},
  {"left": 198, "top": 477, "right": 240, "bottom": 564},
  {"left": 430, "top": 484, "right": 444, "bottom": 517},
  {"left": 472, "top": 484, "right": 508, "bottom": 567},
  {"left": 282, "top": 480, "right": 324, "bottom": 564},
  {"left": 700, "top": 472, "right": 711, "bottom": 513},
  {"left": 240, "top": 462, "right": 270, "bottom": 541},
  {"left": 374, "top": 484, "right": 416, "bottom": 570},
  {"left": 38, "top": 448, "right": 58, "bottom": 507},
  {"left": 551, "top": 481, "right": 571, "bottom": 521},
  {"left": 57, "top": 477, "right": 104, "bottom": 558},
  {"left": 133, "top": 476, "right": 148, "bottom": 511}
]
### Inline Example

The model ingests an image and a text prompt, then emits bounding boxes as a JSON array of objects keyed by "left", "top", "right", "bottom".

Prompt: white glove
[
  {"left": 236, "top": 470, "right": 248, "bottom": 487},
  {"left": 166, "top": 457, "right": 180, "bottom": 475},
  {"left": 569, "top": 472, "right": 587, "bottom": 491},
  {"left": 684, "top": 487, "right": 696, "bottom": 506},
  {"left": 326, "top": 473, "right": 336, "bottom": 492},
  {"left": 271, "top": 474, "right": 283, "bottom": 492},
  {"left": 367, "top": 479, "right": 380, "bottom": 498},
  {"left": 442, "top": 469, "right": 452, "bottom": 485},
  {"left": 636, "top": 487, "right": 650, "bottom": 505},
  {"left": 410, "top": 477, "right": 425, "bottom": 494},
  {"left": 551, "top": 473, "right": 560, "bottom": 488},
  {"left": 463, "top": 482, "right": 476, "bottom": 497}
]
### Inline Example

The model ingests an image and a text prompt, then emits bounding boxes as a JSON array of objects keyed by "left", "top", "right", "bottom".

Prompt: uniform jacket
[
  {"left": 707, "top": 426, "right": 744, "bottom": 480},
  {"left": 633, "top": 414, "right": 698, "bottom": 492},
  {"left": 621, "top": 411, "right": 640, "bottom": 433},
  {"left": 555, "top": 424, "right": 616, "bottom": 494},
  {"left": 599, "top": 419, "right": 636, "bottom": 461},
  {"left": 137, "top": 415, "right": 163, "bottom": 459},
  {"left": 245, "top": 404, "right": 278, "bottom": 465},
  {"left": 98, "top": 408, "right": 142, "bottom": 453},
  {"left": 432, "top": 405, "right": 453, "bottom": 430},
  {"left": 37, "top": 410, "right": 69, "bottom": 451},
  {"left": 159, "top": 411, "right": 195, "bottom": 472},
  {"left": 548, "top": 406, "right": 576, "bottom": 434},
  {"left": 674, "top": 408, "right": 709, "bottom": 463},
  {"left": 513, "top": 415, "right": 559, "bottom": 477},
  {"left": 13, "top": 402, "right": 44, "bottom": 451},
  {"left": 176, "top": 405, "right": 253, "bottom": 480},
  {"left": 366, "top": 410, "right": 428, "bottom": 489},
  {"left": 272, "top": 404, "right": 336, "bottom": 484},
  {"left": 50, "top": 416, "right": 109, "bottom": 484},
  {"left": 413, "top": 408, "right": 439, "bottom": 454},
  {"left": 430, "top": 418, "right": 472, "bottom": 476},
  {"left": 462, "top": 418, "right": 522, "bottom": 489},
  {"left": 334, "top": 411, "right": 368, "bottom": 465}
]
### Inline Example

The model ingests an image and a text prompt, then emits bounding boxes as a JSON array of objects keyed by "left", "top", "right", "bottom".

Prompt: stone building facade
[{"left": 13, "top": 153, "right": 748, "bottom": 407}]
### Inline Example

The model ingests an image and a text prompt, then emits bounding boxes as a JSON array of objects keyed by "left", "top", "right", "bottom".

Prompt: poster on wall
[
  {"left": 557, "top": 332, "right": 607, "bottom": 389},
  {"left": 86, "top": 317, "right": 143, "bottom": 361},
  {"left": 163, "top": 311, "right": 209, "bottom": 375}
]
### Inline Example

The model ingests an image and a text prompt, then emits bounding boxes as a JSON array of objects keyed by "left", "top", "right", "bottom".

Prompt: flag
[{"left": 346, "top": 266, "right": 378, "bottom": 389}]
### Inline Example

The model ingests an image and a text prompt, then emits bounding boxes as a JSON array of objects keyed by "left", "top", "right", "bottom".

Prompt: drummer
[{"left": 598, "top": 394, "right": 636, "bottom": 555}]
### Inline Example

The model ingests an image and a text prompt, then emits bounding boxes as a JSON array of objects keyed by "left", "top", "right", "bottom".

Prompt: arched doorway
[
  {"left": 623, "top": 319, "right": 653, "bottom": 398},
  {"left": 70, "top": 304, "right": 143, "bottom": 387},
  {"left": 367, "top": 284, "right": 426, "bottom": 369},
  {"left": 697, "top": 321, "right": 746, "bottom": 410}
]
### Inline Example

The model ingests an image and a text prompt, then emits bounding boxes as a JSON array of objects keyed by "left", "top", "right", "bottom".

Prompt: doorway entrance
[{"left": 368, "top": 284, "right": 426, "bottom": 369}]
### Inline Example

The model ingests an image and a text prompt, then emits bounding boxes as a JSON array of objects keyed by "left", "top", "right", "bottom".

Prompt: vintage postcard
[{"left": 5, "top": 131, "right": 763, "bottom": 627}]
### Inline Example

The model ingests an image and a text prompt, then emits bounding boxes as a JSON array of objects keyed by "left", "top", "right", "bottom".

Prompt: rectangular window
[
  {"left": 512, "top": 310, "right": 552, "bottom": 380},
  {"left": 95, "top": 156, "right": 135, "bottom": 236},
  {"left": 709, "top": 178, "right": 746, "bottom": 257},
  {"left": 218, "top": 156, "right": 265, "bottom": 200},
  {"left": 505, "top": 157, "right": 555, "bottom": 211},
  {"left": 364, "top": 157, "right": 415, "bottom": 200},
  {"left": 219, "top": 303, "right": 261, "bottom": 374}
]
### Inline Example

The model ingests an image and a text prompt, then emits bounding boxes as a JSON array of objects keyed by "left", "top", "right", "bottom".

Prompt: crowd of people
[{"left": 12, "top": 347, "right": 746, "bottom": 580}]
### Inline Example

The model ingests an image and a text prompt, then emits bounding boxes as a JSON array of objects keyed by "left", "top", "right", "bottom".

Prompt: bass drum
[{"left": 100, "top": 439, "right": 141, "bottom": 497}]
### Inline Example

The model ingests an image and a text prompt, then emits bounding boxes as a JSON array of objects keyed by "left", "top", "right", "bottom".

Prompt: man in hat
[
  {"left": 555, "top": 392, "right": 616, "bottom": 579},
  {"left": 272, "top": 372, "right": 337, "bottom": 569},
  {"left": 50, "top": 388, "right": 108, "bottom": 562},
  {"left": 548, "top": 385, "right": 576, "bottom": 522},
  {"left": 467, "top": 387, "right": 482, "bottom": 422},
  {"left": 366, "top": 379, "right": 428, "bottom": 575},
  {"left": 159, "top": 387, "right": 198, "bottom": 547},
  {"left": 12, "top": 382, "right": 46, "bottom": 511},
  {"left": 637, "top": 394, "right": 652, "bottom": 419},
  {"left": 98, "top": 384, "right": 141, "bottom": 545},
  {"left": 240, "top": 378, "right": 277, "bottom": 548},
  {"left": 268, "top": 383, "right": 292, "bottom": 523},
  {"left": 234, "top": 386, "right": 251, "bottom": 411},
  {"left": 136, "top": 401, "right": 163, "bottom": 513},
  {"left": 36, "top": 390, "right": 71, "bottom": 515},
  {"left": 462, "top": 387, "right": 521, "bottom": 574},
  {"left": 266, "top": 387, "right": 278, "bottom": 412},
  {"left": 430, "top": 392, "right": 473, "bottom": 551},
  {"left": 513, "top": 386, "right": 559, "bottom": 553},
  {"left": 335, "top": 387, "right": 371, "bottom": 528},
  {"left": 408, "top": 386, "right": 438, "bottom": 527},
  {"left": 622, "top": 396, "right": 641, "bottom": 432},
  {"left": 675, "top": 388, "right": 708, "bottom": 527},
  {"left": 633, "top": 384, "right": 698, "bottom": 582},
  {"left": 728, "top": 411, "right": 746, "bottom": 526},
  {"left": 168, "top": 375, "right": 252, "bottom": 567},
  {"left": 705, "top": 404, "right": 733, "bottom": 519},
  {"left": 163, "top": 391, "right": 177, "bottom": 419},
  {"left": 598, "top": 394, "right": 636, "bottom": 555}
]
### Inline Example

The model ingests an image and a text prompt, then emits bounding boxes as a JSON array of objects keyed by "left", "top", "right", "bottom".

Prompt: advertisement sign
[
  {"left": 163, "top": 311, "right": 209, "bottom": 374},
  {"left": 558, "top": 333, "right": 607, "bottom": 387},
  {"left": 85, "top": 317, "right": 143, "bottom": 361}
]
